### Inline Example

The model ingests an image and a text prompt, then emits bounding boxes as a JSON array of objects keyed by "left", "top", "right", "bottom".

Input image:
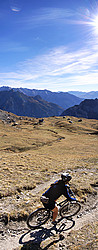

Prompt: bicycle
[{"left": 27, "top": 185, "right": 81, "bottom": 229}]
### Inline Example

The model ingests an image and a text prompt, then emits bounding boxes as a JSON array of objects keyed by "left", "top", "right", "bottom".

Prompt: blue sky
[{"left": 0, "top": 0, "right": 98, "bottom": 92}]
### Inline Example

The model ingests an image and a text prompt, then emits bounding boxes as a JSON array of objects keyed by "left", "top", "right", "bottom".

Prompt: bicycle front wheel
[
  {"left": 27, "top": 208, "right": 50, "bottom": 229},
  {"left": 60, "top": 201, "right": 81, "bottom": 218}
]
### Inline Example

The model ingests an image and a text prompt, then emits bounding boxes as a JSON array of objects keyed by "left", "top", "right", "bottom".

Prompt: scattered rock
[
  {"left": 12, "top": 122, "right": 18, "bottom": 126},
  {"left": 39, "top": 118, "right": 44, "bottom": 124},
  {"left": 78, "top": 119, "right": 82, "bottom": 122}
]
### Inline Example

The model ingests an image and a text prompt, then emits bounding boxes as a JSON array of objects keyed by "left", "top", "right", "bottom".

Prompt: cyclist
[{"left": 41, "top": 173, "right": 76, "bottom": 223}]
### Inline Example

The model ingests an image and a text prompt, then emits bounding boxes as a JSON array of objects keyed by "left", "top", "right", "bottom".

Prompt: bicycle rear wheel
[
  {"left": 60, "top": 201, "right": 81, "bottom": 218},
  {"left": 27, "top": 208, "right": 50, "bottom": 229}
]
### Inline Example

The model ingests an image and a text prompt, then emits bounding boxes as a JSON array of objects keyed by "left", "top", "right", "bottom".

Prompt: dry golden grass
[
  {"left": 66, "top": 221, "right": 98, "bottom": 249},
  {"left": 0, "top": 114, "right": 98, "bottom": 218}
]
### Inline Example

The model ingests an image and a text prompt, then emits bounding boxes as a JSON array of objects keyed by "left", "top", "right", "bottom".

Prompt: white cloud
[
  {"left": 19, "top": 44, "right": 98, "bottom": 77},
  {"left": 10, "top": 0, "right": 22, "bottom": 12},
  {"left": 20, "top": 8, "right": 75, "bottom": 29},
  {"left": 0, "top": 42, "right": 98, "bottom": 91}
]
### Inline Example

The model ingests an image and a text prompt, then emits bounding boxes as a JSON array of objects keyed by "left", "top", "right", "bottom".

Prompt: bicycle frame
[{"left": 57, "top": 199, "right": 68, "bottom": 208}]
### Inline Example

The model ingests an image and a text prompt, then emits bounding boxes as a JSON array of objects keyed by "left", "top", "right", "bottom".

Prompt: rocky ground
[{"left": 0, "top": 180, "right": 97, "bottom": 250}]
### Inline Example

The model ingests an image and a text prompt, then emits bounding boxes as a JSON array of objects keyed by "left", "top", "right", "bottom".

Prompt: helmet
[{"left": 61, "top": 173, "right": 72, "bottom": 182}]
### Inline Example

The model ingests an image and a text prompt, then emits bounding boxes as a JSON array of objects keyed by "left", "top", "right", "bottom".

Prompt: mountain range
[
  {"left": 0, "top": 87, "right": 98, "bottom": 119},
  {"left": 0, "top": 86, "right": 83, "bottom": 110},
  {"left": 68, "top": 91, "right": 98, "bottom": 99},
  {"left": 0, "top": 89, "right": 63, "bottom": 118},
  {"left": 61, "top": 98, "right": 98, "bottom": 119},
  {"left": 0, "top": 87, "right": 98, "bottom": 107}
]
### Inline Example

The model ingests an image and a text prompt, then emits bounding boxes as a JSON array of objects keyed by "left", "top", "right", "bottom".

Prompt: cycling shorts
[{"left": 42, "top": 199, "right": 55, "bottom": 210}]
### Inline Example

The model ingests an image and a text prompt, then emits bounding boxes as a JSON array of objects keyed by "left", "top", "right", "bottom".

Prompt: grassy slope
[
  {"left": 0, "top": 114, "right": 98, "bottom": 249},
  {"left": 0, "top": 115, "right": 97, "bottom": 218}
]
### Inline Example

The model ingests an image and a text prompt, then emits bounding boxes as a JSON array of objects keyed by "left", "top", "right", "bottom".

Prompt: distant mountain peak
[{"left": 34, "top": 95, "right": 43, "bottom": 101}]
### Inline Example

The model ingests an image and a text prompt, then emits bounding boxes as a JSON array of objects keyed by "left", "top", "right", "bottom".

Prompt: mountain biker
[{"left": 41, "top": 173, "right": 76, "bottom": 223}]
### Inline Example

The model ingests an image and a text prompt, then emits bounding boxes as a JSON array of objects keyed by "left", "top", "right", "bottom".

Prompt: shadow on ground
[{"left": 19, "top": 217, "right": 75, "bottom": 249}]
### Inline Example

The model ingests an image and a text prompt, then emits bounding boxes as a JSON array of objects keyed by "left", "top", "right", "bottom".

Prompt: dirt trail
[
  {"left": 0, "top": 176, "right": 97, "bottom": 250},
  {"left": 0, "top": 203, "right": 97, "bottom": 250}
]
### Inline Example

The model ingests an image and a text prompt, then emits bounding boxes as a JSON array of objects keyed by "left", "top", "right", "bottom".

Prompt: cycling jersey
[{"left": 42, "top": 180, "right": 76, "bottom": 209}]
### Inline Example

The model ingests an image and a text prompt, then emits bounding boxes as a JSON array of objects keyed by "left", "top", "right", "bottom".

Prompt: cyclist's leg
[
  {"left": 41, "top": 199, "right": 58, "bottom": 222},
  {"left": 52, "top": 205, "right": 58, "bottom": 222}
]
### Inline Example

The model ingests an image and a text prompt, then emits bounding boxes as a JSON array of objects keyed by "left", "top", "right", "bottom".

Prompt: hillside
[
  {"left": 0, "top": 86, "right": 82, "bottom": 109},
  {"left": 61, "top": 98, "right": 98, "bottom": 119},
  {"left": 0, "top": 90, "right": 63, "bottom": 118},
  {"left": 0, "top": 111, "right": 97, "bottom": 249}
]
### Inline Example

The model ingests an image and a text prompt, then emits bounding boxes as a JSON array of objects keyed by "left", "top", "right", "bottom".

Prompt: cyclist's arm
[{"left": 65, "top": 185, "right": 76, "bottom": 201}]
